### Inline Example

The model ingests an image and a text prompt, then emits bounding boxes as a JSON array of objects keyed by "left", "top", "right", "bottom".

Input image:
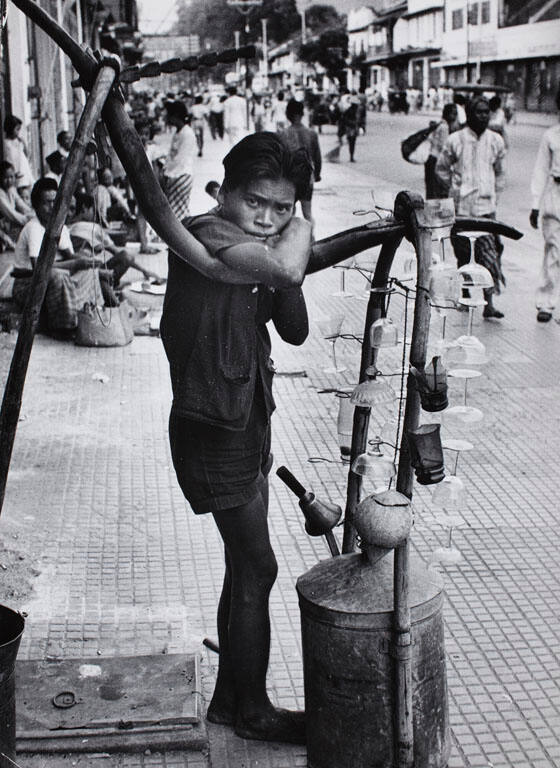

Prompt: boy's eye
[
  {"left": 245, "top": 196, "right": 258, "bottom": 207},
  {"left": 275, "top": 204, "right": 291, "bottom": 215}
]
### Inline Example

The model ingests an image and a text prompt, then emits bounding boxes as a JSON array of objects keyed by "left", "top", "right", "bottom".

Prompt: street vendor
[{"left": 161, "top": 132, "right": 313, "bottom": 744}]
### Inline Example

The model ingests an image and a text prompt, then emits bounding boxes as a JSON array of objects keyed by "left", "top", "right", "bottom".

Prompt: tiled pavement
[{"left": 1, "top": 131, "right": 560, "bottom": 768}]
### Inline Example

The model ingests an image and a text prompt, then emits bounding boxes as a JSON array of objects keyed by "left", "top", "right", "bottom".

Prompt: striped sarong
[
  {"left": 166, "top": 174, "right": 193, "bottom": 222},
  {"left": 13, "top": 267, "right": 103, "bottom": 331}
]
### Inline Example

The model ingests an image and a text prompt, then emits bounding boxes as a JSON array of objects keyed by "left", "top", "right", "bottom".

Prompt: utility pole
[
  {"left": 227, "top": 0, "right": 262, "bottom": 129},
  {"left": 261, "top": 17, "right": 268, "bottom": 89}
]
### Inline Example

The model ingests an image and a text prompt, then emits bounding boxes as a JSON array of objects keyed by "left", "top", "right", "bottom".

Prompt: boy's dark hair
[
  {"left": 488, "top": 95, "right": 501, "bottom": 111},
  {"left": 205, "top": 180, "right": 220, "bottom": 194},
  {"left": 75, "top": 192, "right": 95, "bottom": 216},
  {"left": 222, "top": 132, "right": 312, "bottom": 202},
  {"left": 46, "top": 151, "right": 64, "bottom": 173},
  {"left": 4, "top": 115, "right": 22, "bottom": 134},
  {"left": 57, "top": 130, "right": 69, "bottom": 143},
  {"left": 453, "top": 93, "right": 466, "bottom": 105},
  {"left": 0, "top": 161, "right": 14, "bottom": 178},
  {"left": 286, "top": 99, "right": 304, "bottom": 122},
  {"left": 31, "top": 177, "right": 58, "bottom": 211}
]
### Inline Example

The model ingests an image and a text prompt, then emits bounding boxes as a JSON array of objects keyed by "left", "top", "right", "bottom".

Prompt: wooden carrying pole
[
  {"left": 391, "top": 192, "right": 435, "bottom": 768},
  {"left": 0, "top": 64, "right": 117, "bottom": 516}
]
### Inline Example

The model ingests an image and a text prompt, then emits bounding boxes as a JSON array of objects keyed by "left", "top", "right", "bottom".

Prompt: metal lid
[{"left": 297, "top": 553, "right": 443, "bottom": 630}]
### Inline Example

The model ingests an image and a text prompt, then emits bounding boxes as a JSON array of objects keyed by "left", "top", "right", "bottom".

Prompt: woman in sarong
[{"left": 163, "top": 101, "right": 197, "bottom": 223}]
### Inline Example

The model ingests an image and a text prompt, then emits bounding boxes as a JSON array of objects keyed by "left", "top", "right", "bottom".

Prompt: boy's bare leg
[
  {"left": 206, "top": 551, "right": 236, "bottom": 724},
  {"left": 209, "top": 484, "right": 305, "bottom": 744}
]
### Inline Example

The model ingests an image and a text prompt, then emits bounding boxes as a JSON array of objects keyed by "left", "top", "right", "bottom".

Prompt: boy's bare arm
[
  {"left": 271, "top": 287, "right": 308, "bottom": 346},
  {"left": 218, "top": 218, "right": 313, "bottom": 288}
]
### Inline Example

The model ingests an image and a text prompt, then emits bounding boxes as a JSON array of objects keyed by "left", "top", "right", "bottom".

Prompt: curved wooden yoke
[{"left": 10, "top": 0, "right": 522, "bottom": 274}]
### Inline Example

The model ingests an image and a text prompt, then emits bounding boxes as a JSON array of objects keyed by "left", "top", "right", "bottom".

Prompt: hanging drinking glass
[
  {"left": 454, "top": 335, "right": 489, "bottom": 365},
  {"left": 336, "top": 388, "right": 355, "bottom": 463},
  {"left": 370, "top": 317, "right": 399, "bottom": 348},
  {"left": 431, "top": 475, "right": 465, "bottom": 511},
  {"left": 316, "top": 314, "right": 347, "bottom": 374},
  {"left": 430, "top": 515, "right": 464, "bottom": 566},
  {"left": 429, "top": 262, "right": 461, "bottom": 315},
  {"left": 350, "top": 378, "right": 395, "bottom": 408},
  {"left": 351, "top": 438, "right": 396, "bottom": 488},
  {"left": 411, "top": 356, "right": 448, "bottom": 412},
  {"left": 442, "top": 404, "right": 484, "bottom": 426},
  {"left": 332, "top": 259, "right": 355, "bottom": 298},
  {"left": 458, "top": 232, "right": 494, "bottom": 289},
  {"left": 448, "top": 367, "right": 482, "bottom": 407}
]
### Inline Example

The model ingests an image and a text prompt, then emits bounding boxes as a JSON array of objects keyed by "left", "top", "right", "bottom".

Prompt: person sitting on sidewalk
[
  {"left": 0, "top": 160, "right": 33, "bottom": 243},
  {"left": 161, "top": 132, "right": 313, "bottom": 745},
  {"left": 278, "top": 99, "right": 321, "bottom": 223},
  {"left": 12, "top": 178, "right": 105, "bottom": 338},
  {"left": 96, "top": 167, "right": 133, "bottom": 228},
  {"left": 69, "top": 192, "right": 161, "bottom": 293}
]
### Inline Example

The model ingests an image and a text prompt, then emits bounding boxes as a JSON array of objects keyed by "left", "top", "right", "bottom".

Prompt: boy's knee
[{"left": 238, "top": 551, "right": 278, "bottom": 596}]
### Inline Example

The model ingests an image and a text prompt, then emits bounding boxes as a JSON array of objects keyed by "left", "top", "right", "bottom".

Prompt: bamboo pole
[
  {"left": 341, "top": 233, "right": 403, "bottom": 554},
  {"left": 0, "top": 64, "right": 117, "bottom": 516},
  {"left": 392, "top": 192, "right": 438, "bottom": 768}
]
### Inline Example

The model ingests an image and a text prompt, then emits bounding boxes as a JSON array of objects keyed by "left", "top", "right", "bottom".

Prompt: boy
[
  {"left": 278, "top": 100, "right": 321, "bottom": 223},
  {"left": 161, "top": 133, "right": 313, "bottom": 744}
]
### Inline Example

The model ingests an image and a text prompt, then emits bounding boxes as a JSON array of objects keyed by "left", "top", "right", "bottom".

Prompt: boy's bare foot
[
  {"left": 206, "top": 686, "right": 237, "bottom": 726},
  {"left": 235, "top": 707, "right": 306, "bottom": 744}
]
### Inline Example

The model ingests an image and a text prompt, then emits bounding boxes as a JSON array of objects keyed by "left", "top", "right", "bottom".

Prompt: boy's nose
[{"left": 256, "top": 206, "right": 273, "bottom": 227}]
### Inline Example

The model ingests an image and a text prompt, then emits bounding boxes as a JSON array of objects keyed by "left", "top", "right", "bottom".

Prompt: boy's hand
[{"left": 279, "top": 216, "right": 313, "bottom": 246}]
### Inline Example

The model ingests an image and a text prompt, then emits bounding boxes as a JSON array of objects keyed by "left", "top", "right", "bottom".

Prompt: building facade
[
  {"left": 439, "top": 0, "right": 560, "bottom": 111},
  {"left": 2, "top": 0, "right": 140, "bottom": 177}
]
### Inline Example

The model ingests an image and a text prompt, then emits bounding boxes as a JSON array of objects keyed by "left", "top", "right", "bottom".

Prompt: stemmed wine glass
[
  {"left": 316, "top": 314, "right": 347, "bottom": 374},
  {"left": 332, "top": 260, "right": 355, "bottom": 298},
  {"left": 458, "top": 232, "right": 494, "bottom": 334}
]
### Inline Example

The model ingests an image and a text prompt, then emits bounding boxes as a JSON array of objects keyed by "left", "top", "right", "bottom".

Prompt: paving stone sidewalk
[{"left": 1, "top": 136, "right": 559, "bottom": 768}]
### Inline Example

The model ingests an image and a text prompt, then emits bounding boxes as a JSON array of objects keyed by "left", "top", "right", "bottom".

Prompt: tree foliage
[
  {"left": 299, "top": 28, "right": 348, "bottom": 85},
  {"left": 172, "top": 0, "right": 345, "bottom": 50},
  {"left": 173, "top": 0, "right": 302, "bottom": 49}
]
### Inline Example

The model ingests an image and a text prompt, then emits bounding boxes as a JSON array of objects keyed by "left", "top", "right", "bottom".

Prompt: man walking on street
[
  {"left": 278, "top": 100, "right": 322, "bottom": 223},
  {"left": 224, "top": 87, "right": 246, "bottom": 145},
  {"left": 530, "top": 88, "right": 560, "bottom": 323},
  {"left": 436, "top": 96, "right": 507, "bottom": 319}
]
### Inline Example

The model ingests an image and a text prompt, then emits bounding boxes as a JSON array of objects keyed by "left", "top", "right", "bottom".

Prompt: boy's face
[{"left": 219, "top": 178, "right": 296, "bottom": 238}]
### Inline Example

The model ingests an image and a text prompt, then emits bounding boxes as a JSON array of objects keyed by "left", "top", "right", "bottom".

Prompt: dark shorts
[{"left": 169, "top": 395, "right": 272, "bottom": 515}]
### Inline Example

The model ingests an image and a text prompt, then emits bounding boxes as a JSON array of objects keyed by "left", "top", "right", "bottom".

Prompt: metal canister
[
  {"left": 0, "top": 605, "right": 25, "bottom": 768},
  {"left": 297, "top": 552, "right": 450, "bottom": 768}
]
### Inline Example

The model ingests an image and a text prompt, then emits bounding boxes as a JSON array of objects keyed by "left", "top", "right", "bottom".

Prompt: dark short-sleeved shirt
[{"left": 160, "top": 210, "right": 276, "bottom": 431}]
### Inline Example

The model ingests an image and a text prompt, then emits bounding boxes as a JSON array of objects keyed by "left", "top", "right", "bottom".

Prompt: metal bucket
[
  {"left": 0, "top": 605, "right": 25, "bottom": 768},
  {"left": 297, "top": 552, "right": 450, "bottom": 768}
]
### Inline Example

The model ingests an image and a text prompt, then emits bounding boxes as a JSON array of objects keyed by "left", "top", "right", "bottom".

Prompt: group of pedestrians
[{"left": 419, "top": 89, "right": 560, "bottom": 323}]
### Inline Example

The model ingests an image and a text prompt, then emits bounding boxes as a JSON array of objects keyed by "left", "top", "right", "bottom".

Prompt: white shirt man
[
  {"left": 224, "top": 90, "right": 246, "bottom": 145},
  {"left": 530, "top": 105, "right": 560, "bottom": 322},
  {"left": 436, "top": 124, "right": 506, "bottom": 217}
]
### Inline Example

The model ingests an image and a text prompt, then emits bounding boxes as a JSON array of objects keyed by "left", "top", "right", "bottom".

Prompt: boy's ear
[{"left": 217, "top": 186, "right": 225, "bottom": 205}]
